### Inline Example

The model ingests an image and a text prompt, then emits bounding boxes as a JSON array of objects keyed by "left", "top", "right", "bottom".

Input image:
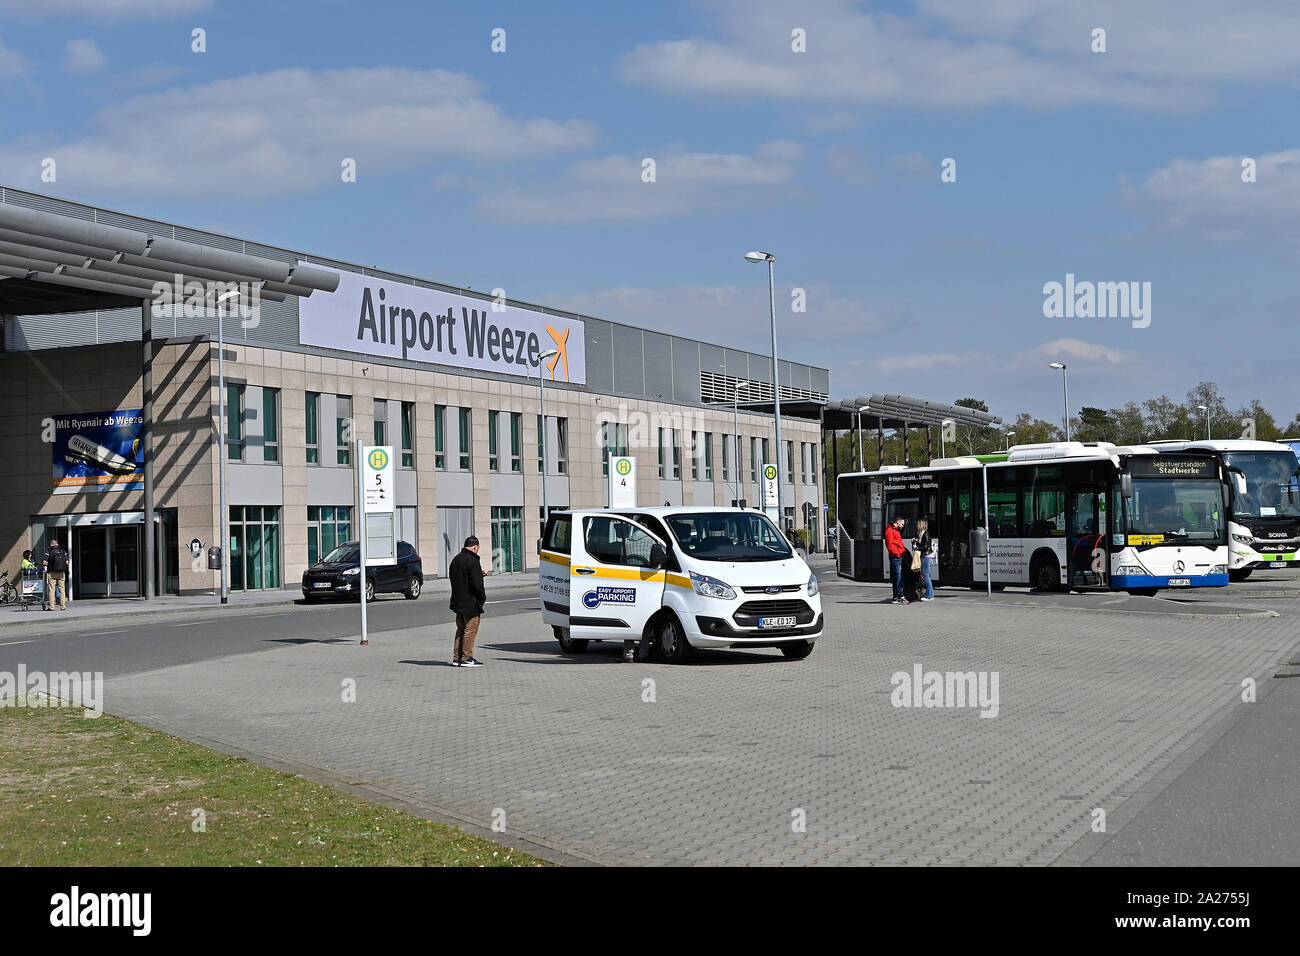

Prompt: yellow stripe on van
[
  {"left": 539, "top": 550, "right": 570, "bottom": 566},
  {"left": 568, "top": 566, "right": 692, "bottom": 590}
]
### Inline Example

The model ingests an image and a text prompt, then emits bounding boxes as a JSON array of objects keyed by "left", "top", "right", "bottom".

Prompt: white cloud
[
  {"left": 0, "top": 67, "right": 600, "bottom": 200},
  {"left": 1029, "top": 338, "right": 1136, "bottom": 364},
  {"left": 476, "top": 141, "right": 803, "bottom": 223},
  {"left": 0, "top": 0, "right": 209, "bottom": 19},
  {"left": 62, "top": 39, "right": 106, "bottom": 74},
  {"left": 1125, "top": 149, "right": 1300, "bottom": 241},
  {"left": 620, "top": 0, "right": 1300, "bottom": 111},
  {"left": 0, "top": 34, "right": 30, "bottom": 77}
]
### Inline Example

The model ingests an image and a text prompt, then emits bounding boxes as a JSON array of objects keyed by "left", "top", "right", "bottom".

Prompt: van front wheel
[
  {"left": 780, "top": 640, "right": 814, "bottom": 660},
  {"left": 657, "top": 616, "right": 692, "bottom": 664}
]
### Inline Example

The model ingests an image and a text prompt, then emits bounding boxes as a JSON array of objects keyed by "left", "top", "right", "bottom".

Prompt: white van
[{"left": 539, "top": 507, "right": 824, "bottom": 662}]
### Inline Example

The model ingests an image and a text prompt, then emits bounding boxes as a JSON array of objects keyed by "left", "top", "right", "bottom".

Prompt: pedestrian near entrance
[
  {"left": 885, "top": 517, "right": 908, "bottom": 605},
  {"left": 448, "top": 535, "right": 487, "bottom": 667},
  {"left": 914, "top": 519, "right": 934, "bottom": 602},
  {"left": 43, "top": 539, "right": 69, "bottom": 611}
]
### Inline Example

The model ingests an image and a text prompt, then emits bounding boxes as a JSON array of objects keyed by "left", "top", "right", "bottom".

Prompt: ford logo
[{"left": 766, "top": 586, "right": 783, "bottom": 594}]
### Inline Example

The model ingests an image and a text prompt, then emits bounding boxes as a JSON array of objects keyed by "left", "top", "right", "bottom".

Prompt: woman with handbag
[{"left": 913, "top": 519, "right": 934, "bottom": 602}]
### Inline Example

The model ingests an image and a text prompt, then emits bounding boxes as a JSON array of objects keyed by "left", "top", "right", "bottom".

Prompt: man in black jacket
[{"left": 448, "top": 535, "right": 487, "bottom": 667}]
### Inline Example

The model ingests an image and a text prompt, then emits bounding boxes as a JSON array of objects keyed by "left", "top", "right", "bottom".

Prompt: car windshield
[
  {"left": 1223, "top": 451, "right": 1300, "bottom": 519},
  {"left": 1126, "top": 479, "right": 1225, "bottom": 541},
  {"left": 322, "top": 544, "right": 359, "bottom": 564},
  {"left": 664, "top": 511, "right": 793, "bottom": 561}
]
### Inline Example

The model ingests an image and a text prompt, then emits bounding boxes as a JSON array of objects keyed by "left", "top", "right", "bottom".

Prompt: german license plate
[
  {"left": 759, "top": 616, "right": 796, "bottom": 628},
  {"left": 312, "top": 582, "right": 331, "bottom": 589},
  {"left": 1167, "top": 578, "right": 1191, "bottom": 586},
  {"left": 1270, "top": 562, "right": 1288, "bottom": 568}
]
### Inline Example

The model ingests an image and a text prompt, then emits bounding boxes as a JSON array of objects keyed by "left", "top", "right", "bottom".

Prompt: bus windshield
[
  {"left": 1223, "top": 451, "right": 1300, "bottom": 519},
  {"left": 665, "top": 511, "right": 793, "bottom": 561},
  {"left": 1126, "top": 478, "right": 1225, "bottom": 541}
]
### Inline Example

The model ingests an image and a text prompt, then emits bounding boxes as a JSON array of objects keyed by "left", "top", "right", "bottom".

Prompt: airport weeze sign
[{"left": 298, "top": 266, "right": 585, "bottom": 384}]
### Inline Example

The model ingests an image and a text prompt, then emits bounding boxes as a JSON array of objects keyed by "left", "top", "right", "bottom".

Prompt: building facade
[{"left": 0, "top": 188, "right": 829, "bottom": 598}]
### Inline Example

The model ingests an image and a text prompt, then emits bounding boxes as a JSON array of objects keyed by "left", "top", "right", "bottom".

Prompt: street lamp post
[
  {"left": 537, "top": 348, "right": 559, "bottom": 528},
  {"left": 857, "top": 405, "right": 870, "bottom": 471},
  {"left": 940, "top": 418, "right": 954, "bottom": 458},
  {"left": 1050, "top": 362, "right": 1070, "bottom": 441},
  {"left": 1198, "top": 404, "right": 1210, "bottom": 440},
  {"left": 745, "top": 251, "right": 784, "bottom": 528},
  {"left": 216, "top": 289, "right": 239, "bottom": 605}
]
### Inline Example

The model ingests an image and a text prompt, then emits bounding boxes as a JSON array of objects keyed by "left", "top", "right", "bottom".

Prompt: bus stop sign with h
[{"left": 358, "top": 443, "right": 395, "bottom": 645}]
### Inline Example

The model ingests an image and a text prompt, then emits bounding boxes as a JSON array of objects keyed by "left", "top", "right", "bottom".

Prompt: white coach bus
[{"left": 1149, "top": 439, "right": 1300, "bottom": 581}]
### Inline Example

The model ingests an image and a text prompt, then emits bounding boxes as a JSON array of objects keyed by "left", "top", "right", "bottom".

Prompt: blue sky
[{"left": 2, "top": 0, "right": 1298, "bottom": 426}]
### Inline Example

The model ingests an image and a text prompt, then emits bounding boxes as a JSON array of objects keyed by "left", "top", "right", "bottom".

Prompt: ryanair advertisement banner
[
  {"left": 297, "top": 266, "right": 586, "bottom": 385},
  {"left": 52, "top": 409, "right": 145, "bottom": 492}
]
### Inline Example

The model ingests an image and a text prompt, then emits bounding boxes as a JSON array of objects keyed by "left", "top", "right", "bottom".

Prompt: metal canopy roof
[
  {"left": 824, "top": 394, "right": 1003, "bottom": 430},
  {"left": 0, "top": 201, "right": 339, "bottom": 316}
]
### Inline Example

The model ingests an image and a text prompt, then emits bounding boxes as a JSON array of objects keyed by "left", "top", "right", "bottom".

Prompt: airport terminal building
[{"left": 0, "top": 187, "right": 829, "bottom": 598}]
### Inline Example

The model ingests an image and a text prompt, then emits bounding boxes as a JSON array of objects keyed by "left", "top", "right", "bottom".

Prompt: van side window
[
  {"left": 544, "top": 515, "right": 572, "bottom": 555},
  {"left": 583, "top": 516, "right": 657, "bottom": 568}
]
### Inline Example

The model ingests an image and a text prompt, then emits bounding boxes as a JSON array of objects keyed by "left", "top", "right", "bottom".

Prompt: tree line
[{"left": 823, "top": 382, "right": 1300, "bottom": 524}]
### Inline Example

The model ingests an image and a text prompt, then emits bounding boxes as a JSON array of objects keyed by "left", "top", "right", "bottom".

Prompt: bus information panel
[{"left": 1127, "top": 456, "right": 1218, "bottom": 479}]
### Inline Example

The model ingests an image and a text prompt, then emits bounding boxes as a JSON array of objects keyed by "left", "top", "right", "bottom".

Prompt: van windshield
[{"left": 665, "top": 512, "right": 792, "bottom": 562}]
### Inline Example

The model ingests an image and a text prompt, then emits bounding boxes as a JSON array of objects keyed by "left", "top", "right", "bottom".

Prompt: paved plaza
[{"left": 98, "top": 575, "right": 1300, "bottom": 865}]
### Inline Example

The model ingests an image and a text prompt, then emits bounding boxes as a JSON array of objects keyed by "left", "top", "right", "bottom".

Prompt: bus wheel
[
  {"left": 555, "top": 627, "right": 588, "bottom": 653},
  {"left": 780, "top": 640, "right": 814, "bottom": 660},
  {"left": 1126, "top": 588, "right": 1159, "bottom": 597},
  {"left": 1228, "top": 568, "right": 1253, "bottom": 583},
  {"left": 1031, "top": 557, "right": 1060, "bottom": 592},
  {"left": 657, "top": 615, "right": 692, "bottom": 664}
]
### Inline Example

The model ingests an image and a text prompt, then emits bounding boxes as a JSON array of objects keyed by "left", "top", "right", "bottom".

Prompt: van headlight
[
  {"left": 1231, "top": 533, "right": 1253, "bottom": 546},
  {"left": 806, "top": 573, "right": 819, "bottom": 597},
  {"left": 689, "top": 571, "right": 735, "bottom": 600}
]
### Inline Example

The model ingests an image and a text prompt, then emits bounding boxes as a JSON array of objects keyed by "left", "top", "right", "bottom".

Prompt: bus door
[
  {"left": 1067, "top": 484, "right": 1108, "bottom": 587},
  {"left": 864, "top": 478, "right": 886, "bottom": 582},
  {"left": 884, "top": 492, "right": 921, "bottom": 583},
  {"left": 940, "top": 472, "right": 974, "bottom": 584}
]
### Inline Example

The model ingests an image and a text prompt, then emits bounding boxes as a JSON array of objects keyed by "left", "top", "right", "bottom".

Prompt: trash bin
[{"left": 207, "top": 546, "right": 222, "bottom": 570}]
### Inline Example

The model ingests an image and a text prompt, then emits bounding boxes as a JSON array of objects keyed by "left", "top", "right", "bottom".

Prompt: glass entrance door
[{"left": 72, "top": 526, "right": 141, "bottom": 598}]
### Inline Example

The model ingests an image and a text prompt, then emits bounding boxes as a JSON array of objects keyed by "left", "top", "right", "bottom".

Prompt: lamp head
[
  {"left": 1050, "top": 362, "right": 1066, "bottom": 370},
  {"left": 744, "top": 251, "right": 774, "bottom": 263},
  {"left": 539, "top": 348, "right": 559, "bottom": 360}
]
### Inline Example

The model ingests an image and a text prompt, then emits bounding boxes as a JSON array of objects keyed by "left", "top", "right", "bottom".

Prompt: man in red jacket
[{"left": 885, "top": 517, "right": 908, "bottom": 605}]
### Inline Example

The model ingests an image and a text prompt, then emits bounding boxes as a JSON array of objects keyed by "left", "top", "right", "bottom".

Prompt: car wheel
[
  {"left": 404, "top": 575, "right": 422, "bottom": 600},
  {"left": 1228, "top": 568, "right": 1252, "bottom": 582},
  {"left": 780, "top": 640, "right": 814, "bottom": 660},
  {"left": 555, "top": 627, "right": 588, "bottom": 653},
  {"left": 657, "top": 615, "right": 691, "bottom": 664},
  {"left": 364, "top": 578, "right": 376, "bottom": 603},
  {"left": 303, "top": 593, "right": 319, "bottom": 604}
]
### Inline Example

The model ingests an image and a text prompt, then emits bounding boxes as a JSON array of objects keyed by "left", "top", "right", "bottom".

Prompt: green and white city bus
[
  {"left": 836, "top": 442, "right": 1229, "bottom": 595},
  {"left": 1149, "top": 439, "right": 1300, "bottom": 581}
]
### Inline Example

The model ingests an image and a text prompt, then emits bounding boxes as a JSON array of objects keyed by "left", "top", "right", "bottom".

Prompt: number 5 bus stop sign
[{"left": 362, "top": 445, "right": 395, "bottom": 565}]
